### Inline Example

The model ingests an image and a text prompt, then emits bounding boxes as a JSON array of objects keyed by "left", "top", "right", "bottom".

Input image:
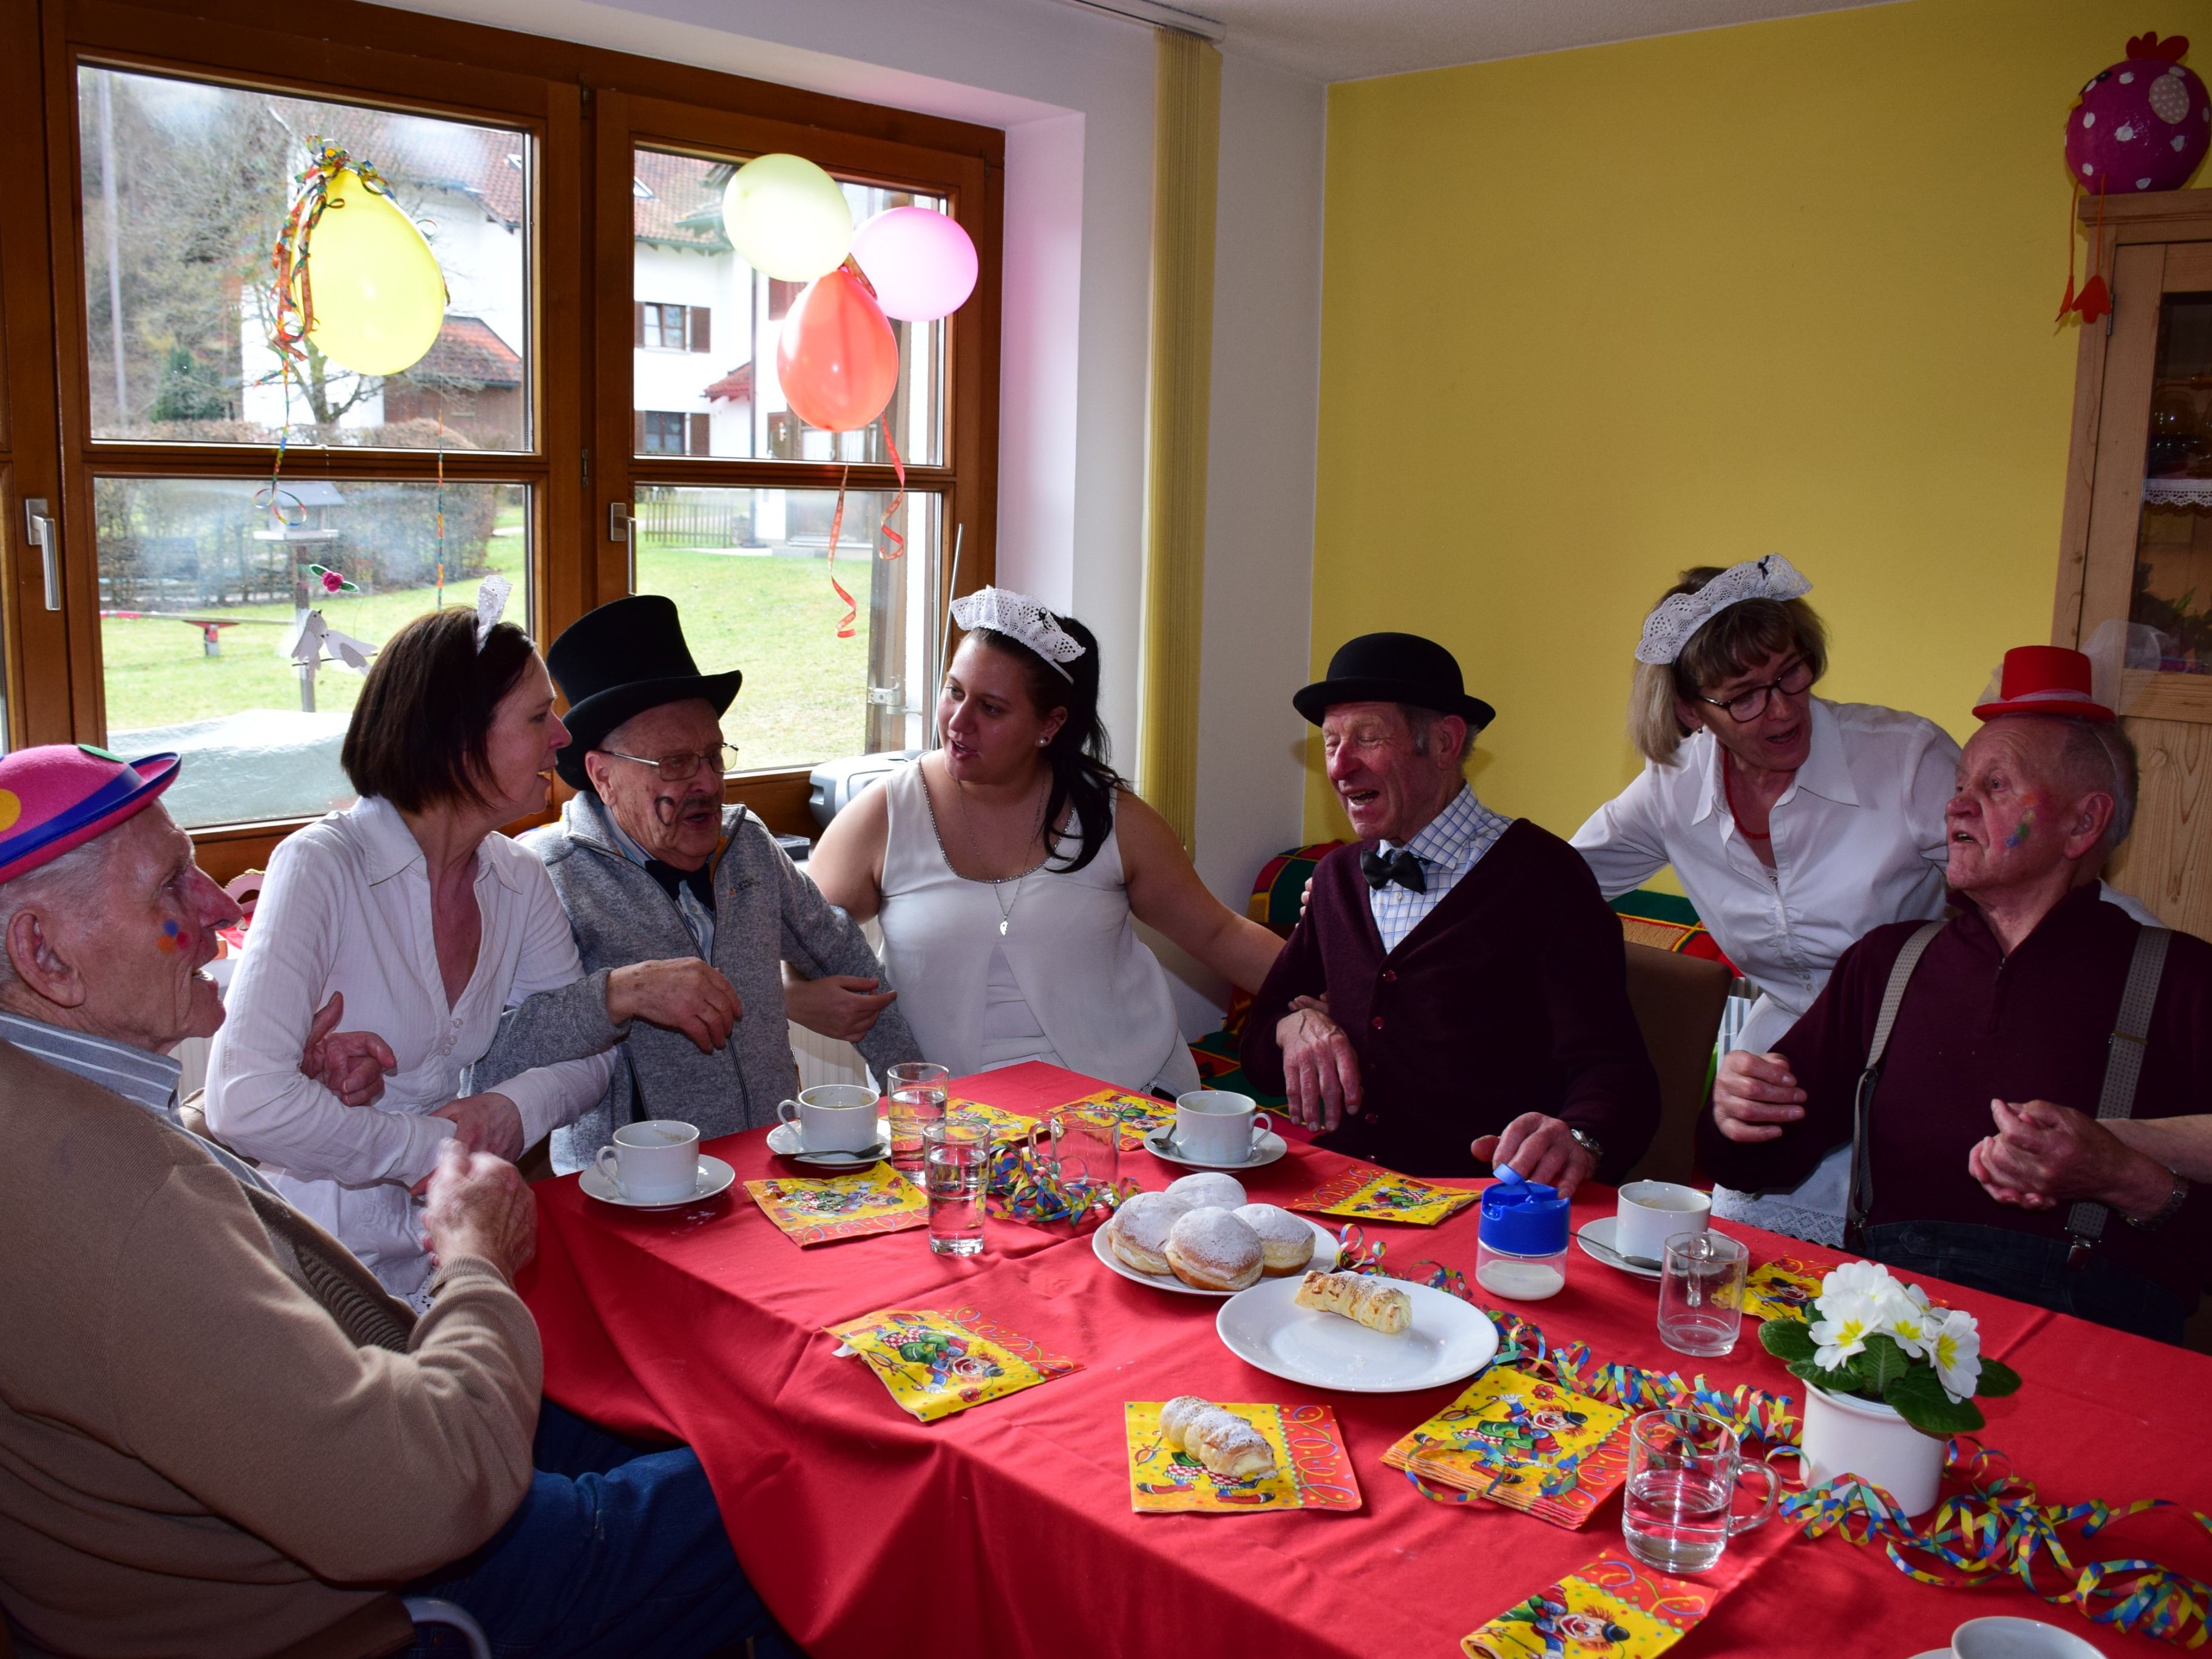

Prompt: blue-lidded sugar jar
[{"left": 1476, "top": 1176, "right": 1571, "bottom": 1300}]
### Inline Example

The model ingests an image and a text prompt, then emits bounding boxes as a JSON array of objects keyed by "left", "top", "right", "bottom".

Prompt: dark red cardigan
[{"left": 1239, "top": 819, "right": 1659, "bottom": 1181}]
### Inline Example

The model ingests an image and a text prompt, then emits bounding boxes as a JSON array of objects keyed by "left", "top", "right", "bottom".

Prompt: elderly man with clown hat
[{"left": 1701, "top": 646, "right": 2212, "bottom": 1343}]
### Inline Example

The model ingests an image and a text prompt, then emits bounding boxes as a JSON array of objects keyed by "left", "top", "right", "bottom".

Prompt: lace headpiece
[
  {"left": 1634, "top": 554, "right": 1812, "bottom": 666},
  {"left": 949, "top": 586, "right": 1084, "bottom": 682},
  {"left": 474, "top": 574, "right": 511, "bottom": 651}
]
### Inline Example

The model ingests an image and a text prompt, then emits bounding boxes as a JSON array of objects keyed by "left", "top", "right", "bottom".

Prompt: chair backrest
[{"left": 1618, "top": 941, "right": 1733, "bottom": 1188}]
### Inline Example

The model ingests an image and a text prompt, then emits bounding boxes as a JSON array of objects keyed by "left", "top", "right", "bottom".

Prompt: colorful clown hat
[
  {"left": 1972, "top": 645, "right": 2114, "bottom": 724},
  {"left": 0, "top": 745, "right": 181, "bottom": 886}
]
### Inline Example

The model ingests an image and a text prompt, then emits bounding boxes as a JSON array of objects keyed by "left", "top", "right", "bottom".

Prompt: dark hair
[
  {"left": 1629, "top": 566, "right": 1830, "bottom": 762},
  {"left": 968, "top": 614, "right": 1124, "bottom": 875},
  {"left": 342, "top": 608, "right": 538, "bottom": 813}
]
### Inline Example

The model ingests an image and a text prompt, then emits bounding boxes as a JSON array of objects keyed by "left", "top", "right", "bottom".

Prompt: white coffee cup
[
  {"left": 594, "top": 1119, "right": 701, "bottom": 1203},
  {"left": 1172, "top": 1090, "right": 1273, "bottom": 1166},
  {"left": 776, "top": 1084, "right": 883, "bottom": 1154},
  {"left": 1949, "top": 1617, "right": 2108, "bottom": 1658},
  {"left": 1615, "top": 1179, "right": 1712, "bottom": 1264}
]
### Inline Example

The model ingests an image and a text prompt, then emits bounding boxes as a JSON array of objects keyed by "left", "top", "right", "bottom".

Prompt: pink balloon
[{"left": 850, "top": 206, "right": 979, "bottom": 323}]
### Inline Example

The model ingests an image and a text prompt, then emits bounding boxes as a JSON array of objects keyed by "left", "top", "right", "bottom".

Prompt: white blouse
[
  {"left": 1572, "top": 697, "right": 1956, "bottom": 1050},
  {"left": 206, "top": 795, "right": 613, "bottom": 1299}
]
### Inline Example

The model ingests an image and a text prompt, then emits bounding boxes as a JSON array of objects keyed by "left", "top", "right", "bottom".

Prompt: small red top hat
[
  {"left": 1972, "top": 645, "right": 2113, "bottom": 724},
  {"left": 0, "top": 745, "right": 181, "bottom": 887}
]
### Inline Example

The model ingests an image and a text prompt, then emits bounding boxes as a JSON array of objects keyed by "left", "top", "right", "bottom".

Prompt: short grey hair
[
  {"left": 2052, "top": 717, "right": 2139, "bottom": 857},
  {"left": 1404, "top": 705, "right": 1474, "bottom": 770},
  {"left": 0, "top": 835, "right": 119, "bottom": 998}
]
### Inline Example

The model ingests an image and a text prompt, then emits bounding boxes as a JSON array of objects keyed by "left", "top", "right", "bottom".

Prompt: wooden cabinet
[{"left": 2055, "top": 189, "right": 2212, "bottom": 937}]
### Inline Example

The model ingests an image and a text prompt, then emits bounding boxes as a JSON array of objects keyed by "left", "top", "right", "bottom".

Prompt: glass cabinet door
[{"left": 2134, "top": 290, "right": 2212, "bottom": 671}]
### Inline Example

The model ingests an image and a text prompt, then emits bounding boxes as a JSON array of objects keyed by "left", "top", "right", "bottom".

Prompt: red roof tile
[{"left": 407, "top": 315, "right": 524, "bottom": 387}]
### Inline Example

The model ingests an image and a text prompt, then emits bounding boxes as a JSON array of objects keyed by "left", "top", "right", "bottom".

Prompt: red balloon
[{"left": 775, "top": 266, "right": 899, "bottom": 432}]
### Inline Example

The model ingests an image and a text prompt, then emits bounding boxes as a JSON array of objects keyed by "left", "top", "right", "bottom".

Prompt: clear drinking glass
[
  {"left": 1621, "top": 1408, "right": 1777, "bottom": 1575},
  {"left": 1657, "top": 1229, "right": 1748, "bottom": 1358},
  {"left": 1045, "top": 1112, "right": 1119, "bottom": 1201},
  {"left": 886, "top": 1062, "right": 951, "bottom": 1178},
  {"left": 923, "top": 1119, "right": 988, "bottom": 1257}
]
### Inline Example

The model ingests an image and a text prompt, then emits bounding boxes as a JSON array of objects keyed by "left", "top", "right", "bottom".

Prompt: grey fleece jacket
[{"left": 483, "top": 793, "right": 920, "bottom": 1173}]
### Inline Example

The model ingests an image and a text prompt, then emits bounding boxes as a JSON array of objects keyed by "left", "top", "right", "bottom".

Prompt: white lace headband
[
  {"left": 1634, "top": 554, "right": 1812, "bottom": 665},
  {"left": 949, "top": 586, "right": 1084, "bottom": 682},
  {"left": 475, "top": 575, "right": 511, "bottom": 651}
]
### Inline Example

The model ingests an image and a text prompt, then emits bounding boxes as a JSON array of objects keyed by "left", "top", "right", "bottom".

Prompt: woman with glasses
[{"left": 1570, "top": 557, "right": 1957, "bottom": 1245}]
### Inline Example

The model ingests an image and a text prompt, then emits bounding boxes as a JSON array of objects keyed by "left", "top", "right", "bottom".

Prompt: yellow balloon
[
  {"left": 722, "top": 153, "right": 852, "bottom": 283},
  {"left": 301, "top": 168, "right": 446, "bottom": 376}
]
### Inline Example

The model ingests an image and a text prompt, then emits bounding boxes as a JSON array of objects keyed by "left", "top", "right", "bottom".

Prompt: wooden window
[{"left": 0, "top": 0, "right": 1001, "bottom": 872}]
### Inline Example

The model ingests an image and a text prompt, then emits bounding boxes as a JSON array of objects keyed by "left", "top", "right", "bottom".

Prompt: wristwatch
[
  {"left": 1566, "top": 1125, "right": 1605, "bottom": 1167},
  {"left": 2125, "top": 1168, "right": 2191, "bottom": 1235}
]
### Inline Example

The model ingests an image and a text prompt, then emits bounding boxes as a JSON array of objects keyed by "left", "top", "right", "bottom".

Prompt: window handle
[
  {"left": 608, "top": 501, "right": 637, "bottom": 592},
  {"left": 24, "top": 499, "right": 58, "bottom": 612}
]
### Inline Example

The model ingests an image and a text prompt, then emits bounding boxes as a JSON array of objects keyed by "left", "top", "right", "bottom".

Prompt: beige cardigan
[{"left": 0, "top": 1040, "right": 541, "bottom": 1659}]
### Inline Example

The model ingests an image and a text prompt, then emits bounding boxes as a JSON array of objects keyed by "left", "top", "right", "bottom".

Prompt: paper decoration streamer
[{"left": 983, "top": 1134, "right": 1135, "bottom": 1227}]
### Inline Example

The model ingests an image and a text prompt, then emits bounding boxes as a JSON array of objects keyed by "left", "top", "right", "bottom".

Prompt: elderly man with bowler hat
[
  {"left": 0, "top": 745, "right": 797, "bottom": 1657},
  {"left": 509, "top": 595, "right": 921, "bottom": 1170},
  {"left": 1240, "top": 633, "right": 1659, "bottom": 1194},
  {"left": 1701, "top": 646, "right": 2212, "bottom": 1343}
]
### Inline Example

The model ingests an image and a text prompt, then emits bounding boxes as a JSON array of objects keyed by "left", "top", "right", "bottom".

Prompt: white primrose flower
[
  {"left": 1809, "top": 1260, "right": 1913, "bottom": 1371},
  {"left": 1881, "top": 1290, "right": 1942, "bottom": 1360},
  {"left": 1928, "top": 1308, "right": 1984, "bottom": 1403}
]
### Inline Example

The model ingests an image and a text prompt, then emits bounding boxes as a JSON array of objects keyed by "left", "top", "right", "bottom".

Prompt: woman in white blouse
[
  {"left": 809, "top": 587, "right": 1282, "bottom": 1096},
  {"left": 1570, "top": 557, "right": 1956, "bottom": 1245},
  {"left": 206, "top": 602, "right": 723, "bottom": 1303}
]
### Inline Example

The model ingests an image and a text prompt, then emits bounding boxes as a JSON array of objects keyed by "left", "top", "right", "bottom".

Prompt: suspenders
[{"left": 1842, "top": 918, "right": 2170, "bottom": 1262}]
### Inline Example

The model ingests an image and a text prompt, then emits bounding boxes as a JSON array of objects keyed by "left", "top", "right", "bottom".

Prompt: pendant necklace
[{"left": 955, "top": 775, "right": 1051, "bottom": 936}]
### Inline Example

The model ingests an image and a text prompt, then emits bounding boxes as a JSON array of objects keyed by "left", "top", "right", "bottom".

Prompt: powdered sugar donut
[
  {"left": 1165, "top": 1171, "right": 1247, "bottom": 1211},
  {"left": 1162, "top": 1206, "right": 1264, "bottom": 1291},
  {"left": 1107, "top": 1190, "right": 1193, "bottom": 1276},
  {"left": 1233, "top": 1203, "right": 1317, "bottom": 1275}
]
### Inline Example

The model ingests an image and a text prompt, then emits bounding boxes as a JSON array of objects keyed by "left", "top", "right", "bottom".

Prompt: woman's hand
[
  {"left": 297, "top": 992, "right": 398, "bottom": 1107},
  {"left": 1277, "top": 999, "right": 1362, "bottom": 1131},
  {"left": 784, "top": 968, "right": 897, "bottom": 1042},
  {"left": 1711, "top": 1050, "right": 1805, "bottom": 1143},
  {"left": 608, "top": 958, "right": 742, "bottom": 1053}
]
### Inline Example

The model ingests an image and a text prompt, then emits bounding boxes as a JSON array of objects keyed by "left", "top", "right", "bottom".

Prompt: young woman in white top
[
  {"left": 809, "top": 587, "right": 1281, "bottom": 1096},
  {"left": 207, "top": 600, "right": 733, "bottom": 1302},
  {"left": 1570, "top": 557, "right": 1959, "bottom": 1246}
]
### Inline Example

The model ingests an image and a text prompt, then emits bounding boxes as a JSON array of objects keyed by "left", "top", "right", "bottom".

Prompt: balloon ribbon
[{"left": 821, "top": 412, "right": 911, "bottom": 639}]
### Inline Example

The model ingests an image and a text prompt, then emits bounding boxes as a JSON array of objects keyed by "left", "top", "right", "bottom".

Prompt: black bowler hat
[
  {"left": 1291, "top": 632, "right": 1496, "bottom": 733},
  {"left": 545, "top": 595, "right": 742, "bottom": 790}
]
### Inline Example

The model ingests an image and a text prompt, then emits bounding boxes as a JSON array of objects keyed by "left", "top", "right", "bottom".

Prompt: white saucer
[
  {"left": 1141, "top": 1127, "right": 1288, "bottom": 1171},
  {"left": 1090, "top": 1213, "right": 1340, "bottom": 1297},
  {"left": 1575, "top": 1215, "right": 1664, "bottom": 1281},
  {"left": 580, "top": 1153, "right": 736, "bottom": 1210},
  {"left": 1216, "top": 1276, "right": 1499, "bottom": 1393},
  {"left": 765, "top": 1121, "right": 891, "bottom": 1167}
]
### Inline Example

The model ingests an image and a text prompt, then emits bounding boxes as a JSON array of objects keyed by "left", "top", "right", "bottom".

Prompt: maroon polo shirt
[
  {"left": 1240, "top": 819, "right": 1659, "bottom": 1180},
  {"left": 1697, "top": 883, "right": 2212, "bottom": 1303}
]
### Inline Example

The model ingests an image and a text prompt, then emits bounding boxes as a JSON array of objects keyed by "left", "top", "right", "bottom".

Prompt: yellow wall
[{"left": 1308, "top": 0, "right": 2209, "bottom": 847}]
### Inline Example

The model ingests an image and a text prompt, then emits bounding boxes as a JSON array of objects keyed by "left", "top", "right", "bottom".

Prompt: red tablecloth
[{"left": 520, "top": 1063, "right": 2212, "bottom": 1657}]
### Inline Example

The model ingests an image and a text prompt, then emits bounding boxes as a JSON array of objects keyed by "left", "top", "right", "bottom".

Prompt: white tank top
[{"left": 878, "top": 761, "right": 1200, "bottom": 1097}]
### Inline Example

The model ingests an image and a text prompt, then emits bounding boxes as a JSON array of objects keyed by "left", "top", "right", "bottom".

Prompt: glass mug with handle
[{"left": 1621, "top": 1408, "right": 1778, "bottom": 1575}]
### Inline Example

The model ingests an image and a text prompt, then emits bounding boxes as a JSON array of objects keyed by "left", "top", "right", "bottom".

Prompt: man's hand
[
  {"left": 429, "top": 1091, "right": 525, "bottom": 1163},
  {"left": 1471, "top": 1113, "right": 1596, "bottom": 1199},
  {"left": 1711, "top": 1050, "right": 1806, "bottom": 1144},
  {"left": 1969, "top": 1098, "right": 2176, "bottom": 1218},
  {"left": 1276, "top": 998, "right": 1361, "bottom": 1132},
  {"left": 784, "top": 971, "right": 897, "bottom": 1043},
  {"left": 608, "top": 958, "right": 742, "bottom": 1053},
  {"left": 299, "top": 992, "right": 397, "bottom": 1107},
  {"left": 419, "top": 1139, "right": 536, "bottom": 1281}
]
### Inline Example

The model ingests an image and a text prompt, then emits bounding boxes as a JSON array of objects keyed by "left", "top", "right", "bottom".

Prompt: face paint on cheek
[
  {"left": 155, "top": 918, "right": 183, "bottom": 954},
  {"left": 2004, "top": 808, "right": 2037, "bottom": 850}
]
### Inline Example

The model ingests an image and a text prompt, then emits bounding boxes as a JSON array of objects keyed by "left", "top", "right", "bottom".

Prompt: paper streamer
[{"left": 982, "top": 1136, "right": 1135, "bottom": 1227}]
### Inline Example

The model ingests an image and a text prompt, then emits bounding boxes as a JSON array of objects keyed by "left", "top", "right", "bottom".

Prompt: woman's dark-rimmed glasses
[{"left": 1698, "top": 660, "right": 1814, "bottom": 722}]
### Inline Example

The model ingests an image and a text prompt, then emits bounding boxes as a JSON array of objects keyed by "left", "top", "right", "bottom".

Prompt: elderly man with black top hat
[
  {"left": 505, "top": 595, "right": 921, "bottom": 1172},
  {"left": 1238, "top": 633, "right": 1660, "bottom": 1195},
  {"left": 1701, "top": 645, "right": 2212, "bottom": 1343}
]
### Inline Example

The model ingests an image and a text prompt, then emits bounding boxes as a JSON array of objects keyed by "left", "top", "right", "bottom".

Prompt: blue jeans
[
  {"left": 406, "top": 1402, "right": 800, "bottom": 1659},
  {"left": 1864, "top": 1221, "right": 2192, "bottom": 1346}
]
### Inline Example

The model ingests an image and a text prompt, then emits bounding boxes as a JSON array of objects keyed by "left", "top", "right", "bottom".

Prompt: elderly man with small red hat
[
  {"left": 0, "top": 747, "right": 796, "bottom": 1657},
  {"left": 1240, "top": 633, "right": 1660, "bottom": 1193},
  {"left": 1701, "top": 647, "right": 2212, "bottom": 1343}
]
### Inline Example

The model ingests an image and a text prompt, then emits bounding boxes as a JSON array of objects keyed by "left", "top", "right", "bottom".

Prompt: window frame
[{"left": 11, "top": 0, "right": 1001, "bottom": 879}]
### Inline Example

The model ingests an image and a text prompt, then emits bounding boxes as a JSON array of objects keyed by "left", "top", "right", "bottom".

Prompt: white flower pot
[{"left": 1801, "top": 1384, "right": 1945, "bottom": 1517}]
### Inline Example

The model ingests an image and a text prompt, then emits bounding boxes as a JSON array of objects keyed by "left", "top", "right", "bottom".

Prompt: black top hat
[
  {"left": 1291, "top": 632, "right": 1496, "bottom": 732},
  {"left": 545, "top": 595, "right": 743, "bottom": 790}
]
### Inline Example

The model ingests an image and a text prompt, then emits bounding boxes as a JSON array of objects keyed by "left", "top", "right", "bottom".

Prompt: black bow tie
[
  {"left": 644, "top": 858, "right": 716, "bottom": 912},
  {"left": 1360, "top": 847, "right": 1427, "bottom": 894}
]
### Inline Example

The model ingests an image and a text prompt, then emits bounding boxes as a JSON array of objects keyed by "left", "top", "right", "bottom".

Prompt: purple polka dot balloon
[{"left": 2066, "top": 33, "right": 2209, "bottom": 195}]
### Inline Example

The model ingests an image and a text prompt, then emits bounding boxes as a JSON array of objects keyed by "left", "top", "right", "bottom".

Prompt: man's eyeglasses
[
  {"left": 599, "top": 743, "right": 738, "bottom": 782},
  {"left": 1698, "top": 660, "right": 1814, "bottom": 723}
]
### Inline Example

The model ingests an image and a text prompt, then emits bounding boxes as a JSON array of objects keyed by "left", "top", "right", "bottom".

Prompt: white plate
[
  {"left": 1141, "top": 1126, "right": 1289, "bottom": 1171},
  {"left": 765, "top": 1121, "right": 891, "bottom": 1167},
  {"left": 1091, "top": 1213, "right": 1340, "bottom": 1297},
  {"left": 1215, "top": 1276, "right": 1499, "bottom": 1393},
  {"left": 580, "top": 1153, "right": 736, "bottom": 1210},
  {"left": 1575, "top": 1215, "right": 1664, "bottom": 1281}
]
